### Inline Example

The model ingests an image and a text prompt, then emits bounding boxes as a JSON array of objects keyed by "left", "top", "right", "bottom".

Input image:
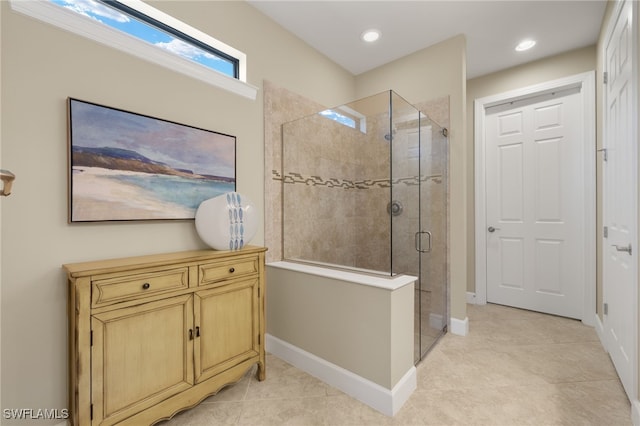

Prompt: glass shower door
[
  {"left": 416, "top": 117, "right": 448, "bottom": 361},
  {"left": 389, "top": 91, "right": 448, "bottom": 363}
]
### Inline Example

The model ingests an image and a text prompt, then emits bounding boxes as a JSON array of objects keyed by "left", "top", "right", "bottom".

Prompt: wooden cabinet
[{"left": 64, "top": 246, "right": 267, "bottom": 426}]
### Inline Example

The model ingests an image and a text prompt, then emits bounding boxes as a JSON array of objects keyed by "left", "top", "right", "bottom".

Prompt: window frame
[{"left": 10, "top": 0, "right": 258, "bottom": 99}]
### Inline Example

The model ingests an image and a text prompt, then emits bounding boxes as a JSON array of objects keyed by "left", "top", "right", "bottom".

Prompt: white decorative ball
[{"left": 195, "top": 192, "right": 258, "bottom": 250}]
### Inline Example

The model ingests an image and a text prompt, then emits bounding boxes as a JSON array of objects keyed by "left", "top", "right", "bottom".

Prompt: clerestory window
[
  {"left": 319, "top": 107, "right": 367, "bottom": 133},
  {"left": 10, "top": 0, "right": 258, "bottom": 99}
]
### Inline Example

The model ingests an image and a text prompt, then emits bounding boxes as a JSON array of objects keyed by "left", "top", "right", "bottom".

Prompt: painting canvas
[{"left": 68, "top": 98, "right": 236, "bottom": 222}]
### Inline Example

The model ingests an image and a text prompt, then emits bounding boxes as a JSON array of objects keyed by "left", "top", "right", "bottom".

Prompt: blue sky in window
[
  {"left": 319, "top": 110, "right": 356, "bottom": 129},
  {"left": 50, "top": 0, "right": 234, "bottom": 76}
]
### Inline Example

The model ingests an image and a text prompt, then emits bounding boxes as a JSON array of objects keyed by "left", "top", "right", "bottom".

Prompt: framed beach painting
[{"left": 68, "top": 98, "right": 236, "bottom": 222}]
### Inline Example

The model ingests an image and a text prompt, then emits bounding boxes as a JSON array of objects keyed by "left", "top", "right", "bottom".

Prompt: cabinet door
[
  {"left": 91, "top": 294, "right": 194, "bottom": 425},
  {"left": 194, "top": 278, "right": 260, "bottom": 383}
]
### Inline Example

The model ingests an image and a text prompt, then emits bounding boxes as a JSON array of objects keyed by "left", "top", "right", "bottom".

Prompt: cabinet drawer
[
  {"left": 92, "top": 268, "right": 189, "bottom": 307},
  {"left": 199, "top": 256, "right": 258, "bottom": 286}
]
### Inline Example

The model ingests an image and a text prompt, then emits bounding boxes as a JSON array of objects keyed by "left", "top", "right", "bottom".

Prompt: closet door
[{"left": 485, "top": 88, "right": 585, "bottom": 319}]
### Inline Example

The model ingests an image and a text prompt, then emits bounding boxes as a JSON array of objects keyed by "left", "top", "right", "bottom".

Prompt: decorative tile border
[{"left": 273, "top": 170, "right": 441, "bottom": 189}]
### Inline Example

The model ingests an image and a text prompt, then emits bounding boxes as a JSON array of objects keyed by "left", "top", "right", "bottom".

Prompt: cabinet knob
[
  {"left": 229, "top": 267, "right": 235, "bottom": 273},
  {"left": 142, "top": 283, "right": 151, "bottom": 290}
]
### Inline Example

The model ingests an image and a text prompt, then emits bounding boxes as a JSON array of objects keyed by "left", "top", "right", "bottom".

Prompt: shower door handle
[{"left": 415, "top": 231, "right": 432, "bottom": 253}]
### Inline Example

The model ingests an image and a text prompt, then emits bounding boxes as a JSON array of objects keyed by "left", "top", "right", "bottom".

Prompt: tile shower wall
[
  {"left": 264, "top": 80, "right": 326, "bottom": 263},
  {"left": 282, "top": 113, "right": 361, "bottom": 266},
  {"left": 264, "top": 81, "right": 449, "bottom": 285},
  {"left": 354, "top": 113, "right": 392, "bottom": 272},
  {"left": 281, "top": 110, "right": 392, "bottom": 270}
]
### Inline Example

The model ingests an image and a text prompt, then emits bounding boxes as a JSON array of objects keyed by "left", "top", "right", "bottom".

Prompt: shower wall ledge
[{"left": 267, "top": 261, "right": 416, "bottom": 291}]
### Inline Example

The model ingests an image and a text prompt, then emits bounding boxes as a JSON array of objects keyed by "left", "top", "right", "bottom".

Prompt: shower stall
[{"left": 281, "top": 90, "right": 448, "bottom": 362}]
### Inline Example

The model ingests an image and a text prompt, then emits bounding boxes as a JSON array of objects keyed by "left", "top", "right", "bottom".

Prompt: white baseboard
[
  {"left": 633, "top": 399, "right": 640, "bottom": 426},
  {"left": 466, "top": 292, "right": 477, "bottom": 304},
  {"left": 450, "top": 316, "right": 469, "bottom": 336},
  {"left": 265, "top": 334, "right": 416, "bottom": 416}
]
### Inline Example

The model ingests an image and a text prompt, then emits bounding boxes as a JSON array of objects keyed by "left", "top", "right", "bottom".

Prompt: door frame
[{"left": 474, "top": 71, "right": 596, "bottom": 326}]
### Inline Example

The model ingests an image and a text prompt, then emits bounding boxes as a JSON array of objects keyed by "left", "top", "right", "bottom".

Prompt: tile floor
[{"left": 162, "top": 303, "right": 632, "bottom": 425}]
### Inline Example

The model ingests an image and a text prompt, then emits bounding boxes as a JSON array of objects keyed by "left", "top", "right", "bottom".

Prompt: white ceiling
[{"left": 247, "top": 0, "right": 608, "bottom": 79}]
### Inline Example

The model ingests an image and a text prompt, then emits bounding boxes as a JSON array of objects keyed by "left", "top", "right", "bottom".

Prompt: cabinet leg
[{"left": 256, "top": 359, "right": 266, "bottom": 381}]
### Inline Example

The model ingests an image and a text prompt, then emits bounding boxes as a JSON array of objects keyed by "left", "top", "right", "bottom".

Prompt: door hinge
[
  {"left": 90, "top": 330, "right": 93, "bottom": 346},
  {"left": 90, "top": 404, "right": 93, "bottom": 420},
  {"left": 258, "top": 334, "right": 261, "bottom": 345},
  {"left": 603, "top": 71, "right": 608, "bottom": 84},
  {"left": 598, "top": 148, "right": 608, "bottom": 162},
  {"left": 604, "top": 226, "right": 608, "bottom": 238},
  {"left": 604, "top": 303, "right": 609, "bottom": 315}
]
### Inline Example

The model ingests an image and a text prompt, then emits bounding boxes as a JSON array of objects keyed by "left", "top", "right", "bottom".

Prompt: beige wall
[
  {"left": 0, "top": 0, "right": 354, "bottom": 418},
  {"left": 466, "top": 45, "right": 598, "bottom": 297},
  {"left": 355, "top": 35, "right": 468, "bottom": 322}
]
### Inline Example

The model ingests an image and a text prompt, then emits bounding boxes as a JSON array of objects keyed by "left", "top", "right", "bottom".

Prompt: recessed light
[
  {"left": 361, "top": 29, "right": 381, "bottom": 43},
  {"left": 515, "top": 39, "right": 536, "bottom": 52}
]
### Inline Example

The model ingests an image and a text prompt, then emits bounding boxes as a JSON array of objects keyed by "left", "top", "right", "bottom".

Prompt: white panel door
[
  {"left": 603, "top": 0, "right": 637, "bottom": 400},
  {"left": 485, "top": 88, "right": 584, "bottom": 319}
]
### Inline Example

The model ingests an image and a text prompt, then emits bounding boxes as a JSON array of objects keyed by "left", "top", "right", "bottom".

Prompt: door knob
[
  {"left": 612, "top": 243, "right": 632, "bottom": 255},
  {"left": 488, "top": 226, "right": 500, "bottom": 233}
]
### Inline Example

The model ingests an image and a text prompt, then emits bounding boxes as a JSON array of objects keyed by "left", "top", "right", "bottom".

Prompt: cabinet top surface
[{"left": 63, "top": 246, "right": 267, "bottom": 277}]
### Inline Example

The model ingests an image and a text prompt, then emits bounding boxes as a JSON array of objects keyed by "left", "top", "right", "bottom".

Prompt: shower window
[{"left": 319, "top": 109, "right": 357, "bottom": 129}]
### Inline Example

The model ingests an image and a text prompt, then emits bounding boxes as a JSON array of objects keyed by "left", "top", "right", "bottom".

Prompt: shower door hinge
[
  {"left": 604, "top": 226, "right": 608, "bottom": 238},
  {"left": 604, "top": 303, "right": 609, "bottom": 315},
  {"left": 603, "top": 71, "right": 608, "bottom": 85}
]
